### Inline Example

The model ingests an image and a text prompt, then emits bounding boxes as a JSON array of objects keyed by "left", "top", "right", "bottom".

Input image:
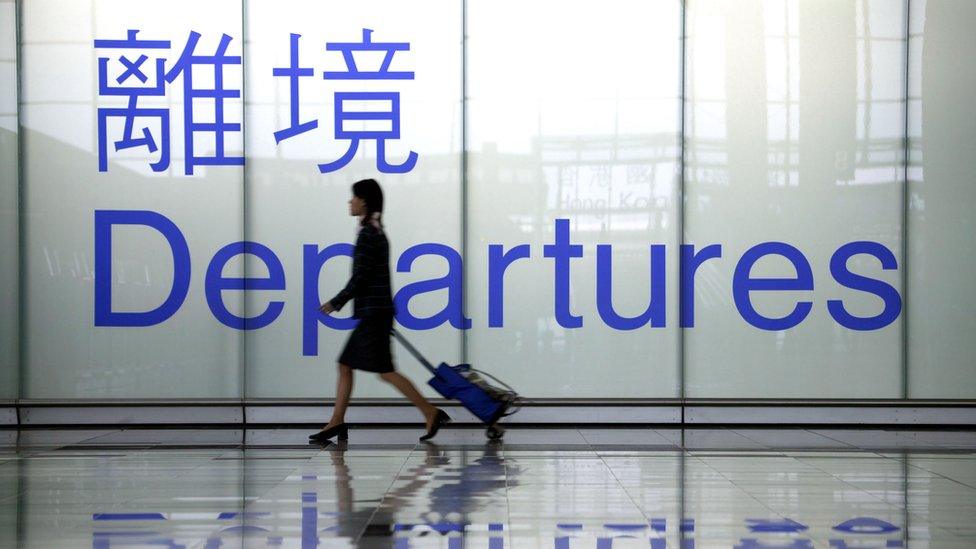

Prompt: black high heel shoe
[
  {"left": 419, "top": 409, "right": 450, "bottom": 441},
  {"left": 309, "top": 423, "right": 348, "bottom": 443}
]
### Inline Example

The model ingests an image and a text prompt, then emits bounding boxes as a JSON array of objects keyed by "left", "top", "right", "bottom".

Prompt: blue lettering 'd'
[{"left": 94, "top": 210, "right": 190, "bottom": 327}]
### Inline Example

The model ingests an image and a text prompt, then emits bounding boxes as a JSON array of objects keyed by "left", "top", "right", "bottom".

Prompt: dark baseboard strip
[{"left": 4, "top": 402, "right": 975, "bottom": 427}]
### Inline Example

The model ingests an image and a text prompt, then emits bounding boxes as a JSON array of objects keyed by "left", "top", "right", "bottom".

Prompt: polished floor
[{"left": 1, "top": 428, "right": 976, "bottom": 547}]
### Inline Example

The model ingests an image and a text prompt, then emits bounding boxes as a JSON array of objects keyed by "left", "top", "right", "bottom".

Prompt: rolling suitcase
[{"left": 391, "top": 328, "right": 521, "bottom": 440}]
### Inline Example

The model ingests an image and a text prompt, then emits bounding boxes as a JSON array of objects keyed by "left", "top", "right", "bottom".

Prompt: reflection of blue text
[{"left": 90, "top": 511, "right": 904, "bottom": 548}]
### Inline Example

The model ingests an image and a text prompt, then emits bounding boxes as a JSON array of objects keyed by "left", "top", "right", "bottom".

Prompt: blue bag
[
  {"left": 392, "top": 329, "right": 519, "bottom": 428},
  {"left": 427, "top": 363, "right": 504, "bottom": 424}
]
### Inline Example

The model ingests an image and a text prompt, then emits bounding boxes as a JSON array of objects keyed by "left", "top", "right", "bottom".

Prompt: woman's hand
[{"left": 319, "top": 301, "right": 336, "bottom": 314}]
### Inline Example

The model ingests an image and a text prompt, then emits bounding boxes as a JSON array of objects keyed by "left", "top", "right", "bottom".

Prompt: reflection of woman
[
  {"left": 321, "top": 442, "right": 377, "bottom": 541},
  {"left": 310, "top": 178, "right": 449, "bottom": 444},
  {"left": 383, "top": 442, "right": 517, "bottom": 537},
  {"left": 425, "top": 442, "right": 512, "bottom": 523}
]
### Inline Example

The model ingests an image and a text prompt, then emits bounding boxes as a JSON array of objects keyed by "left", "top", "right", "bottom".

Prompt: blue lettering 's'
[{"left": 827, "top": 241, "right": 902, "bottom": 330}]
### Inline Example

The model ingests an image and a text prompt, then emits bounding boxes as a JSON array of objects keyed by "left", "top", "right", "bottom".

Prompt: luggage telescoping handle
[{"left": 390, "top": 328, "right": 439, "bottom": 376}]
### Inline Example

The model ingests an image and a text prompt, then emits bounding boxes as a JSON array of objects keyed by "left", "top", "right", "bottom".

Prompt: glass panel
[
  {"left": 907, "top": 0, "right": 976, "bottom": 398},
  {"left": 243, "top": 0, "right": 462, "bottom": 397},
  {"left": 684, "top": 0, "right": 905, "bottom": 397},
  {"left": 0, "top": 0, "right": 17, "bottom": 399},
  {"left": 20, "top": 0, "right": 244, "bottom": 397},
  {"left": 466, "top": 0, "right": 682, "bottom": 397}
]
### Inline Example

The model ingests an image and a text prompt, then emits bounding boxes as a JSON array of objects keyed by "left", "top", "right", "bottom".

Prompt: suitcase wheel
[{"left": 486, "top": 425, "right": 505, "bottom": 440}]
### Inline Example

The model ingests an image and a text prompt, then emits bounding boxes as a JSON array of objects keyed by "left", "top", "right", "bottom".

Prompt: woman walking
[{"left": 311, "top": 178, "right": 450, "bottom": 444}]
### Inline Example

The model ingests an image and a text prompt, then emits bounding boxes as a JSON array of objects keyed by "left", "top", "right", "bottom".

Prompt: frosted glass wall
[
  {"left": 243, "top": 0, "right": 462, "bottom": 398},
  {"left": 4, "top": 0, "right": 973, "bottom": 401},
  {"left": 19, "top": 0, "right": 244, "bottom": 397},
  {"left": 466, "top": 0, "right": 682, "bottom": 397},
  {"left": 684, "top": 0, "right": 906, "bottom": 397},
  {"left": 0, "top": 0, "right": 16, "bottom": 399},
  {"left": 907, "top": 0, "right": 976, "bottom": 398}
]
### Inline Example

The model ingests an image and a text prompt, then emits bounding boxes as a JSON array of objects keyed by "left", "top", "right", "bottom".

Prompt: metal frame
[
  {"left": 901, "top": 0, "right": 912, "bottom": 399},
  {"left": 460, "top": 0, "right": 469, "bottom": 367},
  {"left": 685, "top": 402, "right": 976, "bottom": 425},
  {"left": 19, "top": 404, "right": 243, "bottom": 426},
  {"left": 8, "top": 399, "right": 975, "bottom": 427},
  {"left": 0, "top": 404, "right": 16, "bottom": 425},
  {"left": 678, "top": 0, "right": 687, "bottom": 421},
  {"left": 240, "top": 0, "right": 249, "bottom": 422},
  {"left": 14, "top": 0, "right": 25, "bottom": 404}
]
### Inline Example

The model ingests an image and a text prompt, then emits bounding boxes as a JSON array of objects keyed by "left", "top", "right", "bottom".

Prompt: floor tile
[{"left": 2, "top": 427, "right": 976, "bottom": 546}]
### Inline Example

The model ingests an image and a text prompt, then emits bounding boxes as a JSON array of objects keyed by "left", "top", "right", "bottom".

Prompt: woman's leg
[
  {"left": 379, "top": 371, "right": 438, "bottom": 426},
  {"left": 324, "top": 363, "right": 353, "bottom": 429}
]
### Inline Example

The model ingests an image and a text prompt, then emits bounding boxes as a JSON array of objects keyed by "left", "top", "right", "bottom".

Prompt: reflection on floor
[{"left": 1, "top": 427, "right": 976, "bottom": 547}]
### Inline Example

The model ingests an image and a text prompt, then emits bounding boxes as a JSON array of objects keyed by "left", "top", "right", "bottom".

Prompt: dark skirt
[{"left": 337, "top": 314, "right": 395, "bottom": 373}]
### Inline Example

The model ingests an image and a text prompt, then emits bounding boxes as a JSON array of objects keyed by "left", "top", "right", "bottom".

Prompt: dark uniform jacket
[{"left": 328, "top": 221, "right": 395, "bottom": 318}]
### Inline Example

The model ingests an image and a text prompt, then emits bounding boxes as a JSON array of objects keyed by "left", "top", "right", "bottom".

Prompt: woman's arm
[{"left": 326, "top": 227, "right": 377, "bottom": 312}]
